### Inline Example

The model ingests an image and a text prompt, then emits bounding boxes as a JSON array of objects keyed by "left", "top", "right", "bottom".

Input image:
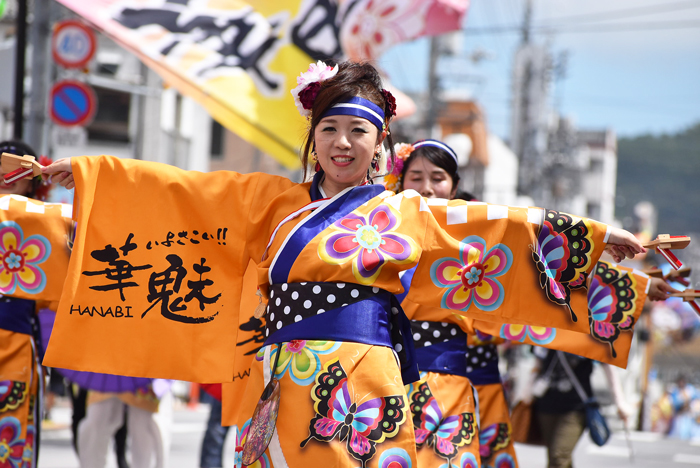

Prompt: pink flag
[{"left": 341, "top": 0, "right": 470, "bottom": 61}]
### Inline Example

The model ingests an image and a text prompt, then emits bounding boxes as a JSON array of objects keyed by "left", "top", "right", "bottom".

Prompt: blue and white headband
[
  {"left": 412, "top": 139, "right": 459, "bottom": 163},
  {"left": 320, "top": 96, "right": 386, "bottom": 131}
]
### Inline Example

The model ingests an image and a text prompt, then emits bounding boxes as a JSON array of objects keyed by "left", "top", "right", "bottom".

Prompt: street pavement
[
  {"left": 516, "top": 431, "right": 700, "bottom": 468},
  {"left": 39, "top": 402, "right": 700, "bottom": 467}
]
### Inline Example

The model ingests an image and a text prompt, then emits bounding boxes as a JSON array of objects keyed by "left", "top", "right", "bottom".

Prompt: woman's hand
[
  {"left": 648, "top": 277, "right": 680, "bottom": 301},
  {"left": 42, "top": 158, "right": 74, "bottom": 189},
  {"left": 604, "top": 227, "right": 646, "bottom": 262}
]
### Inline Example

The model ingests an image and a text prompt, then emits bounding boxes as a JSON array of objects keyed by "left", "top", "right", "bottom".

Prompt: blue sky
[{"left": 378, "top": 0, "right": 700, "bottom": 140}]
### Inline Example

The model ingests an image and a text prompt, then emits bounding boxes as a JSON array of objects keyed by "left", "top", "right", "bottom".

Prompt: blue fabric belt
[
  {"left": 466, "top": 358, "right": 501, "bottom": 386},
  {"left": 264, "top": 287, "right": 419, "bottom": 384},
  {"left": 0, "top": 297, "right": 35, "bottom": 336},
  {"left": 415, "top": 336, "right": 501, "bottom": 385}
]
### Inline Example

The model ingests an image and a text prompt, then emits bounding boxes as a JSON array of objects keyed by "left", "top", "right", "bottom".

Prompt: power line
[
  {"left": 465, "top": 20, "right": 700, "bottom": 35},
  {"left": 538, "top": 0, "right": 700, "bottom": 25}
]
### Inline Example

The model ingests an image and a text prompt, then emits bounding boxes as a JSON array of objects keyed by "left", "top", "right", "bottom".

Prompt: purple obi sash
[
  {"left": 263, "top": 281, "right": 419, "bottom": 383},
  {"left": 0, "top": 297, "right": 35, "bottom": 336},
  {"left": 412, "top": 319, "right": 501, "bottom": 385}
]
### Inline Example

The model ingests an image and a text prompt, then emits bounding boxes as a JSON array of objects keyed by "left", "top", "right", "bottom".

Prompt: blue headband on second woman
[
  {"left": 412, "top": 139, "right": 459, "bottom": 163},
  {"left": 320, "top": 96, "right": 386, "bottom": 131}
]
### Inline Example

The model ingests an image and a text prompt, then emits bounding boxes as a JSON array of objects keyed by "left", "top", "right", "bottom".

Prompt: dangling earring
[
  {"left": 311, "top": 148, "right": 320, "bottom": 172},
  {"left": 371, "top": 148, "right": 381, "bottom": 172}
]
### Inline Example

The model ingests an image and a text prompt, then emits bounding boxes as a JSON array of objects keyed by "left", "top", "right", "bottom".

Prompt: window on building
[
  {"left": 86, "top": 86, "right": 130, "bottom": 143},
  {"left": 589, "top": 158, "right": 604, "bottom": 173},
  {"left": 587, "top": 202, "right": 601, "bottom": 220},
  {"left": 97, "top": 63, "right": 119, "bottom": 76},
  {"left": 210, "top": 120, "right": 225, "bottom": 159}
]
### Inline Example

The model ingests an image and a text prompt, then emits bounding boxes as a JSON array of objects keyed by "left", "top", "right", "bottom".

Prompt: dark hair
[
  {"left": 301, "top": 61, "right": 396, "bottom": 180},
  {"left": 401, "top": 144, "right": 475, "bottom": 200},
  {"left": 0, "top": 140, "right": 41, "bottom": 198}
]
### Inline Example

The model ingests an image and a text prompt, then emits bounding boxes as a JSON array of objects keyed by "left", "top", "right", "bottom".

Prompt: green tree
[{"left": 617, "top": 122, "right": 700, "bottom": 235}]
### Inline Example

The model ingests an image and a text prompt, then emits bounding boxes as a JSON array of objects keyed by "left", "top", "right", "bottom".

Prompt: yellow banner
[
  {"left": 55, "top": 0, "right": 470, "bottom": 169},
  {"left": 56, "top": 0, "right": 320, "bottom": 168}
]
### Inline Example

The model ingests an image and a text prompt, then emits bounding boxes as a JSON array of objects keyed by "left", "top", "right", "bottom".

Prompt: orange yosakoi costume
[
  {"left": 400, "top": 258, "right": 650, "bottom": 468},
  {"left": 0, "top": 195, "right": 72, "bottom": 468},
  {"left": 45, "top": 155, "right": 629, "bottom": 468}
]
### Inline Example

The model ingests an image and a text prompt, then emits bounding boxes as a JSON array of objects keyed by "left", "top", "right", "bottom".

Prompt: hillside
[{"left": 616, "top": 122, "right": 700, "bottom": 235}]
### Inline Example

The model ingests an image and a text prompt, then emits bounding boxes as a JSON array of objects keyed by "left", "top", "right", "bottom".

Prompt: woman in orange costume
[
  {"left": 387, "top": 139, "right": 517, "bottom": 468},
  {"left": 0, "top": 140, "right": 66, "bottom": 468},
  {"left": 391, "top": 140, "right": 675, "bottom": 468},
  {"left": 43, "top": 61, "right": 644, "bottom": 468}
]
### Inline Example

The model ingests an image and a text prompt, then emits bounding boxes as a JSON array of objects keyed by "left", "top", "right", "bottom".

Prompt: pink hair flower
[{"left": 291, "top": 61, "right": 338, "bottom": 117}]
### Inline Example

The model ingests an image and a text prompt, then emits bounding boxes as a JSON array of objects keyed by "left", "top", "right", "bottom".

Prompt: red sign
[
  {"left": 50, "top": 80, "right": 97, "bottom": 127},
  {"left": 52, "top": 20, "right": 96, "bottom": 69}
]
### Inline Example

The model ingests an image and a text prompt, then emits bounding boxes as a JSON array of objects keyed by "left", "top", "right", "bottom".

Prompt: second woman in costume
[{"left": 388, "top": 139, "right": 518, "bottom": 468}]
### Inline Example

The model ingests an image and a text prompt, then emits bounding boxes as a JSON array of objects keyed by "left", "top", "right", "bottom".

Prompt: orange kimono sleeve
[
  {"left": 404, "top": 198, "right": 610, "bottom": 335},
  {"left": 473, "top": 261, "right": 649, "bottom": 368},
  {"left": 220, "top": 260, "right": 266, "bottom": 425},
  {"left": 0, "top": 195, "right": 72, "bottom": 302},
  {"left": 44, "top": 155, "right": 292, "bottom": 383}
]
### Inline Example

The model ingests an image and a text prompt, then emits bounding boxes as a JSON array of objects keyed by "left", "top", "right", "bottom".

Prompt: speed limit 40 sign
[{"left": 52, "top": 20, "right": 96, "bottom": 69}]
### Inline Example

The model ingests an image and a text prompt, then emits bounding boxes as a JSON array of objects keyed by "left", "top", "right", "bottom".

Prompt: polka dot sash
[
  {"left": 411, "top": 319, "right": 499, "bottom": 376},
  {"left": 262, "top": 282, "right": 417, "bottom": 381},
  {"left": 264, "top": 282, "right": 382, "bottom": 338},
  {"left": 410, "top": 320, "right": 465, "bottom": 348},
  {"left": 465, "top": 343, "right": 498, "bottom": 374}
]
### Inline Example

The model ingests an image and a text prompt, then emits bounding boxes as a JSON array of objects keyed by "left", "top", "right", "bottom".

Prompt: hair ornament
[
  {"left": 381, "top": 89, "right": 397, "bottom": 118},
  {"left": 383, "top": 142, "right": 414, "bottom": 192},
  {"left": 291, "top": 61, "right": 338, "bottom": 117}
]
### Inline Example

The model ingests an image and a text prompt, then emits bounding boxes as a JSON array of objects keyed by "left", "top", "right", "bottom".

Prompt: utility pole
[
  {"left": 515, "top": 0, "right": 533, "bottom": 196},
  {"left": 26, "top": 0, "right": 54, "bottom": 154},
  {"left": 425, "top": 36, "right": 441, "bottom": 138},
  {"left": 13, "top": 0, "right": 27, "bottom": 139},
  {"left": 521, "top": 0, "right": 532, "bottom": 44}
]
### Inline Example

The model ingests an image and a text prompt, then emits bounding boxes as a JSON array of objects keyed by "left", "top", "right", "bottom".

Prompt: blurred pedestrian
[
  {"left": 77, "top": 385, "right": 172, "bottom": 468},
  {"left": 199, "top": 386, "right": 230, "bottom": 468},
  {"left": 532, "top": 349, "right": 629, "bottom": 468}
]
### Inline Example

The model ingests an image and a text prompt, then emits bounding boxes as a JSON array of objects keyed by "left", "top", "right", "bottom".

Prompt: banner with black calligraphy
[
  {"left": 43, "top": 156, "right": 276, "bottom": 383},
  {"left": 54, "top": 0, "right": 470, "bottom": 168},
  {"left": 0, "top": 195, "right": 72, "bottom": 303}
]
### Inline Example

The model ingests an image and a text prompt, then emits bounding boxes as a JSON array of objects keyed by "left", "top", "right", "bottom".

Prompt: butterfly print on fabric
[
  {"left": 0, "top": 381, "right": 27, "bottom": 413},
  {"left": 300, "top": 358, "right": 407, "bottom": 468},
  {"left": 531, "top": 210, "right": 596, "bottom": 322},
  {"left": 587, "top": 261, "right": 638, "bottom": 358},
  {"left": 409, "top": 380, "right": 476, "bottom": 464},
  {"left": 479, "top": 422, "right": 511, "bottom": 462}
]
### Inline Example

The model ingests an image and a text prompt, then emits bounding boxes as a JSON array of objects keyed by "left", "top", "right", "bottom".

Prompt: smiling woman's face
[{"left": 314, "top": 114, "right": 382, "bottom": 196}]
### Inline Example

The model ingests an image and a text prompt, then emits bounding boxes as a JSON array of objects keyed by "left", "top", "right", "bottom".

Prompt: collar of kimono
[
  {"left": 309, "top": 170, "right": 326, "bottom": 202},
  {"left": 268, "top": 182, "right": 385, "bottom": 285},
  {"left": 320, "top": 96, "right": 385, "bottom": 131},
  {"left": 260, "top": 173, "right": 378, "bottom": 266},
  {"left": 395, "top": 265, "right": 417, "bottom": 303}
]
